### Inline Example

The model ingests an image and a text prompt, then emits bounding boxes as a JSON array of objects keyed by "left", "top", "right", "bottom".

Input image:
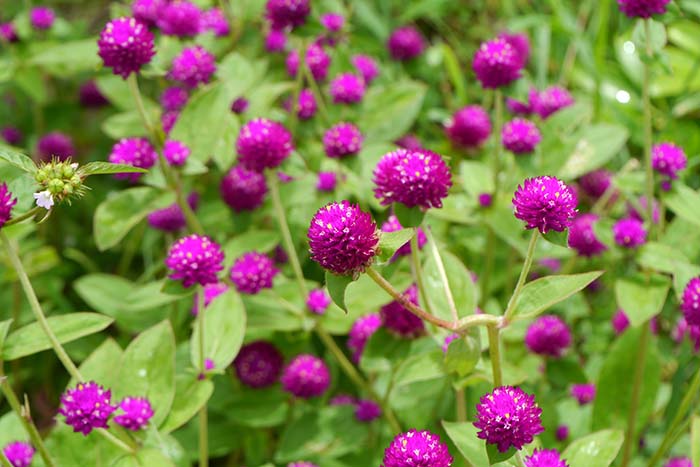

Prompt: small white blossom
[
  {"left": 34, "top": 190, "right": 54, "bottom": 209},
  {"left": 70, "top": 163, "right": 79, "bottom": 170}
]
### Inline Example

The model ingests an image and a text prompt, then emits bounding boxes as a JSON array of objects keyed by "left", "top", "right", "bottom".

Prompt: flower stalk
[{"left": 503, "top": 230, "right": 538, "bottom": 323}]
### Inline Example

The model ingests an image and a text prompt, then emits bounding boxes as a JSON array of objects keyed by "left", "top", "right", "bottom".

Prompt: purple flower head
[
  {"left": 108, "top": 137, "right": 157, "bottom": 181},
  {"left": 499, "top": 31, "right": 530, "bottom": 68},
  {"left": 652, "top": 142, "right": 686, "bottom": 180},
  {"left": 231, "top": 97, "right": 249, "bottom": 114},
  {"left": 59, "top": 382, "right": 116, "bottom": 435},
  {"left": 395, "top": 134, "right": 423, "bottom": 151},
  {"left": 502, "top": 118, "right": 541, "bottom": 154},
  {"left": 165, "top": 234, "right": 224, "bottom": 287},
  {"left": 0, "top": 23, "right": 19, "bottom": 43},
  {"left": 387, "top": 26, "right": 426, "bottom": 61},
  {"left": 381, "top": 429, "right": 453, "bottom": 467},
  {"left": 373, "top": 149, "right": 452, "bottom": 209},
  {"left": 618, "top": 0, "right": 671, "bottom": 18},
  {"left": 321, "top": 13, "right": 344, "bottom": 32},
  {"left": 442, "top": 333, "right": 460, "bottom": 353},
  {"left": 627, "top": 196, "right": 660, "bottom": 224},
  {"left": 380, "top": 284, "right": 425, "bottom": 338},
  {"left": 236, "top": 118, "right": 294, "bottom": 172},
  {"left": 530, "top": 87, "right": 574, "bottom": 119},
  {"left": 306, "top": 288, "right": 331, "bottom": 314},
  {"left": 473, "top": 37, "right": 522, "bottom": 89},
  {"left": 2, "top": 441, "right": 34, "bottom": 467},
  {"left": 191, "top": 282, "right": 228, "bottom": 315},
  {"left": 474, "top": 386, "right": 544, "bottom": 452},
  {"left": 161, "top": 87, "right": 189, "bottom": 112},
  {"left": 348, "top": 313, "right": 381, "bottom": 363},
  {"left": 613, "top": 218, "right": 647, "bottom": 249},
  {"left": 37, "top": 131, "right": 75, "bottom": 162},
  {"left": 681, "top": 277, "right": 700, "bottom": 326},
  {"left": 513, "top": 176, "right": 577, "bottom": 234},
  {"left": 162, "top": 110, "right": 179, "bottom": 135},
  {"left": 524, "top": 448, "right": 569, "bottom": 467},
  {"left": 664, "top": 458, "right": 692, "bottom": 467},
  {"left": 281, "top": 354, "right": 331, "bottom": 398},
  {"left": 233, "top": 341, "right": 284, "bottom": 388},
  {"left": 555, "top": 425, "right": 569, "bottom": 441},
  {"left": 274, "top": 245, "right": 288, "bottom": 264},
  {"left": 98, "top": 17, "right": 155, "bottom": 79},
  {"left": 265, "top": 29, "right": 287, "bottom": 52},
  {"left": 355, "top": 399, "right": 381, "bottom": 422},
  {"left": 525, "top": 315, "right": 572, "bottom": 357},
  {"left": 478, "top": 193, "right": 494, "bottom": 208},
  {"left": 579, "top": 169, "right": 613, "bottom": 200},
  {"left": 132, "top": 0, "right": 165, "bottom": 27},
  {"left": 330, "top": 73, "right": 366, "bottom": 104},
  {"left": 80, "top": 80, "right": 109, "bottom": 108},
  {"left": 330, "top": 394, "right": 355, "bottom": 405},
  {"left": 169, "top": 46, "right": 216, "bottom": 89},
  {"left": 612, "top": 309, "right": 630, "bottom": 335},
  {"left": 568, "top": 213, "right": 607, "bottom": 257},
  {"left": 30, "top": 7, "right": 55, "bottom": 30},
  {"left": 316, "top": 172, "right": 337, "bottom": 192},
  {"left": 288, "top": 463, "right": 318, "bottom": 467},
  {"left": 308, "top": 201, "right": 379, "bottom": 276},
  {"left": 163, "top": 139, "right": 190, "bottom": 166},
  {"left": 157, "top": 0, "right": 202, "bottom": 36},
  {"left": 286, "top": 44, "right": 331, "bottom": 81},
  {"left": 570, "top": 384, "right": 596, "bottom": 405},
  {"left": 0, "top": 184, "right": 17, "bottom": 229},
  {"left": 0, "top": 126, "right": 21, "bottom": 145},
  {"left": 507, "top": 97, "right": 532, "bottom": 115},
  {"left": 147, "top": 192, "right": 199, "bottom": 232},
  {"left": 290, "top": 88, "right": 317, "bottom": 120},
  {"left": 323, "top": 123, "right": 363, "bottom": 158},
  {"left": 380, "top": 214, "right": 427, "bottom": 258},
  {"left": 265, "top": 0, "right": 310, "bottom": 29},
  {"left": 220, "top": 166, "right": 268, "bottom": 212},
  {"left": 201, "top": 8, "right": 230, "bottom": 37},
  {"left": 352, "top": 54, "right": 379, "bottom": 84},
  {"left": 113, "top": 397, "right": 154, "bottom": 431},
  {"left": 445, "top": 105, "right": 492, "bottom": 149},
  {"left": 230, "top": 252, "right": 279, "bottom": 294}
]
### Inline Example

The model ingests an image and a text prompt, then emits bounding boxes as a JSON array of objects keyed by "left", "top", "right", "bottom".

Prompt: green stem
[
  {"left": 514, "top": 452, "right": 527, "bottom": 467},
  {"left": 127, "top": 74, "right": 156, "bottom": 140},
  {"left": 503, "top": 230, "right": 538, "bottom": 323},
  {"left": 300, "top": 56, "right": 331, "bottom": 126},
  {"left": 288, "top": 42, "right": 306, "bottom": 135},
  {"left": 487, "top": 324, "right": 503, "bottom": 387},
  {"left": 199, "top": 405, "right": 209, "bottom": 467},
  {"left": 4, "top": 207, "right": 42, "bottom": 227},
  {"left": 642, "top": 18, "right": 655, "bottom": 237},
  {"left": 492, "top": 89, "right": 503, "bottom": 195},
  {"left": 424, "top": 227, "right": 458, "bottom": 322},
  {"left": 455, "top": 388, "right": 467, "bottom": 422},
  {"left": 0, "top": 454, "right": 11, "bottom": 467},
  {"left": 197, "top": 285, "right": 206, "bottom": 371},
  {"left": 481, "top": 228, "right": 496, "bottom": 306},
  {"left": 197, "top": 286, "right": 209, "bottom": 466},
  {"left": 1, "top": 232, "right": 83, "bottom": 381},
  {"left": 96, "top": 428, "right": 136, "bottom": 454},
  {"left": 456, "top": 313, "right": 501, "bottom": 331},
  {"left": 621, "top": 325, "right": 651, "bottom": 467},
  {"left": 410, "top": 232, "right": 434, "bottom": 317}
]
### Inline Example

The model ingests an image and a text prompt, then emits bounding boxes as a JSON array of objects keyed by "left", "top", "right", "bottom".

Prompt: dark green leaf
[
  {"left": 227, "top": 387, "right": 289, "bottom": 428},
  {"left": 161, "top": 278, "right": 197, "bottom": 298},
  {"left": 487, "top": 443, "right": 516, "bottom": 464},
  {"left": 562, "top": 429, "right": 624, "bottom": 467},
  {"left": 160, "top": 375, "right": 213, "bottom": 433},
  {"left": 512, "top": 271, "right": 604, "bottom": 319},
  {"left": 559, "top": 124, "right": 629, "bottom": 180},
  {"left": 377, "top": 228, "right": 415, "bottom": 262},
  {"left": 442, "top": 421, "right": 489, "bottom": 467},
  {"left": 28, "top": 39, "right": 100, "bottom": 75},
  {"left": 360, "top": 81, "right": 427, "bottom": 142},
  {"left": 393, "top": 351, "right": 445, "bottom": 387},
  {"left": 394, "top": 203, "right": 426, "bottom": 228},
  {"left": 637, "top": 242, "right": 691, "bottom": 274},
  {"left": 190, "top": 290, "right": 247, "bottom": 369},
  {"left": 79, "top": 162, "right": 148, "bottom": 176},
  {"left": 444, "top": 335, "right": 480, "bottom": 377},
  {"left": 325, "top": 271, "right": 354, "bottom": 312},
  {"left": 542, "top": 229, "right": 569, "bottom": 248},
  {"left": 0, "top": 320, "right": 12, "bottom": 353},
  {"left": 615, "top": 273, "right": 670, "bottom": 327},
  {"left": 0, "top": 146, "right": 37, "bottom": 173},
  {"left": 664, "top": 183, "right": 700, "bottom": 228},
  {"left": 69, "top": 338, "right": 122, "bottom": 388},
  {"left": 423, "top": 251, "right": 477, "bottom": 320}
]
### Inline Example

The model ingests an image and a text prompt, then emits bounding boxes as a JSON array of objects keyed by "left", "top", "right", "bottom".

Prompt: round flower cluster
[
  {"left": 80, "top": 81, "right": 109, "bottom": 108},
  {"left": 612, "top": 309, "right": 631, "bottom": 335},
  {"left": 355, "top": 399, "right": 382, "bottom": 422},
  {"left": 502, "top": 118, "right": 541, "bottom": 154},
  {"left": 2, "top": 441, "right": 34, "bottom": 467},
  {"left": 165, "top": 234, "right": 225, "bottom": 287},
  {"left": 387, "top": 26, "right": 426, "bottom": 61},
  {"left": 499, "top": 31, "right": 530, "bottom": 67},
  {"left": 0, "top": 23, "right": 18, "bottom": 43},
  {"left": 237, "top": 118, "right": 294, "bottom": 172},
  {"left": 265, "top": 29, "right": 287, "bottom": 52},
  {"left": 98, "top": 17, "right": 155, "bottom": 79},
  {"left": 169, "top": 46, "right": 217, "bottom": 89},
  {"left": 30, "top": 7, "right": 55, "bottom": 30},
  {"left": 201, "top": 8, "right": 230, "bottom": 36},
  {"left": 381, "top": 429, "right": 452, "bottom": 467},
  {"left": 230, "top": 252, "right": 279, "bottom": 294},
  {"left": 530, "top": 86, "right": 575, "bottom": 119},
  {"left": 1, "top": 126, "right": 21, "bottom": 145},
  {"left": 664, "top": 458, "right": 693, "bottom": 467},
  {"left": 234, "top": 340, "right": 284, "bottom": 388},
  {"left": 108, "top": 137, "right": 157, "bottom": 181},
  {"left": 265, "top": 0, "right": 310, "bottom": 29},
  {"left": 612, "top": 218, "right": 647, "bottom": 249},
  {"left": 306, "top": 288, "right": 331, "bottom": 314},
  {"left": 37, "top": 131, "right": 75, "bottom": 162},
  {"left": 320, "top": 13, "right": 344, "bottom": 32},
  {"left": 147, "top": 192, "right": 199, "bottom": 232},
  {"left": 296, "top": 89, "right": 317, "bottom": 119},
  {"left": 157, "top": 0, "right": 202, "bottom": 37},
  {"left": 330, "top": 73, "right": 366, "bottom": 104},
  {"left": 59, "top": 382, "right": 116, "bottom": 435},
  {"left": 652, "top": 142, "right": 687, "bottom": 184},
  {"left": 281, "top": 354, "right": 330, "bottom": 398},
  {"left": 568, "top": 213, "right": 607, "bottom": 257},
  {"left": 681, "top": 277, "right": 700, "bottom": 326},
  {"left": 286, "top": 44, "right": 331, "bottom": 81},
  {"left": 445, "top": 105, "right": 491, "bottom": 149},
  {"left": 525, "top": 315, "right": 572, "bottom": 357},
  {"left": 231, "top": 97, "right": 249, "bottom": 114},
  {"left": 618, "top": 0, "right": 671, "bottom": 18},
  {"left": 191, "top": 282, "right": 228, "bottom": 315},
  {"left": 380, "top": 215, "right": 427, "bottom": 258},
  {"left": 570, "top": 383, "right": 596, "bottom": 405},
  {"left": 524, "top": 449, "right": 569, "bottom": 467},
  {"left": 473, "top": 37, "right": 522, "bottom": 89},
  {"left": 131, "top": 0, "right": 164, "bottom": 27},
  {"left": 220, "top": 166, "right": 268, "bottom": 212},
  {"left": 579, "top": 169, "right": 613, "bottom": 200},
  {"left": 163, "top": 139, "right": 190, "bottom": 166},
  {"left": 380, "top": 284, "right": 425, "bottom": 338},
  {"left": 161, "top": 87, "right": 189, "bottom": 112},
  {"left": 0, "top": 183, "right": 17, "bottom": 228},
  {"left": 316, "top": 171, "right": 338, "bottom": 192},
  {"left": 347, "top": 313, "right": 382, "bottom": 363},
  {"left": 323, "top": 123, "right": 363, "bottom": 158},
  {"left": 513, "top": 176, "right": 577, "bottom": 234},
  {"left": 352, "top": 54, "right": 379, "bottom": 84},
  {"left": 113, "top": 397, "right": 154, "bottom": 431}
]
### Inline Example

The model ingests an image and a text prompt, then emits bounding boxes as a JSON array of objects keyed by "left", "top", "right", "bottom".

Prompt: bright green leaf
[
  {"left": 360, "top": 81, "right": 426, "bottom": 142},
  {"left": 325, "top": 271, "right": 354, "bottom": 312},
  {"left": 445, "top": 335, "right": 480, "bottom": 377},
  {"left": 692, "top": 416, "right": 700, "bottom": 467},
  {"left": 512, "top": 271, "right": 604, "bottom": 319},
  {"left": 562, "top": 429, "right": 624, "bottom": 467},
  {"left": 442, "top": 421, "right": 489, "bottom": 467},
  {"left": 190, "top": 290, "right": 247, "bottom": 369},
  {"left": 79, "top": 162, "right": 148, "bottom": 176},
  {"left": 664, "top": 183, "right": 700, "bottom": 228},
  {"left": 160, "top": 375, "right": 213, "bottom": 433},
  {"left": 378, "top": 228, "right": 415, "bottom": 262},
  {"left": 69, "top": 338, "right": 122, "bottom": 388},
  {"left": 394, "top": 203, "right": 426, "bottom": 228},
  {"left": 615, "top": 273, "right": 670, "bottom": 327},
  {"left": 0, "top": 146, "right": 37, "bottom": 174}
]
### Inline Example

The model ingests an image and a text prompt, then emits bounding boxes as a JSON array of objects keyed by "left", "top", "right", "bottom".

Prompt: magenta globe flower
[
  {"left": 387, "top": 26, "right": 426, "bottom": 61},
  {"left": 473, "top": 37, "right": 522, "bottom": 89},
  {"left": 236, "top": 118, "right": 294, "bottom": 172},
  {"left": 568, "top": 213, "right": 607, "bottom": 257},
  {"left": 652, "top": 142, "right": 686, "bottom": 180},
  {"left": 352, "top": 54, "right": 379, "bottom": 84},
  {"left": 618, "top": 0, "right": 671, "bottom": 18},
  {"left": 316, "top": 171, "right": 338, "bottom": 192},
  {"left": 286, "top": 43, "right": 331, "bottom": 81},
  {"left": 191, "top": 282, "right": 228, "bottom": 315},
  {"left": 0, "top": 23, "right": 18, "bottom": 43},
  {"left": 478, "top": 193, "right": 494, "bottom": 208},
  {"left": 474, "top": 386, "right": 544, "bottom": 452},
  {"left": 162, "top": 110, "right": 179, "bottom": 135},
  {"left": 355, "top": 399, "right": 381, "bottom": 422},
  {"left": 163, "top": 139, "right": 190, "bottom": 166},
  {"left": 555, "top": 425, "right": 569, "bottom": 441},
  {"left": 373, "top": 149, "right": 452, "bottom": 209},
  {"left": 113, "top": 397, "right": 154, "bottom": 431},
  {"left": 0, "top": 184, "right": 17, "bottom": 229},
  {"left": 295, "top": 89, "right": 317, "bottom": 119},
  {"left": 234, "top": 341, "right": 284, "bottom": 388},
  {"left": 347, "top": 313, "right": 381, "bottom": 363},
  {"left": 161, "top": 87, "right": 189, "bottom": 112},
  {"left": 108, "top": 137, "right": 157, "bottom": 181},
  {"left": 59, "top": 382, "right": 116, "bottom": 435},
  {"left": 1, "top": 127, "right": 21, "bottom": 145},
  {"left": 330, "top": 73, "right": 365, "bottom": 104},
  {"left": 612, "top": 309, "right": 631, "bottom": 335},
  {"left": 530, "top": 87, "right": 574, "bottom": 119},
  {"left": 230, "top": 252, "right": 279, "bottom": 294},
  {"left": 265, "top": 0, "right": 310, "bottom": 29},
  {"left": 499, "top": 31, "right": 530, "bottom": 67},
  {"left": 308, "top": 201, "right": 379, "bottom": 276},
  {"left": 681, "top": 277, "right": 700, "bottom": 326},
  {"left": 80, "top": 80, "right": 109, "bottom": 108},
  {"left": 281, "top": 354, "right": 331, "bottom": 398},
  {"left": 502, "top": 118, "right": 541, "bottom": 154},
  {"left": 132, "top": 0, "right": 165, "bottom": 27},
  {"left": 445, "top": 105, "right": 492, "bottom": 149},
  {"left": 37, "top": 131, "right": 75, "bottom": 162},
  {"left": 157, "top": 0, "right": 202, "bottom": 36},
  {"left": 147, "top": 192, "right": 199, "bottom": 232},
  {"left": 524, "top": 448, "right": 569, "bottom": 467},
  {"left": 231, "top": 97, "right": 249, "bottom": 114},
  {"left": 323, "top": 122, "right": 363, "bottom": 158},
  {"left": 380, "top": 284, "right": 425, "bottom": 338},
  {"left": 306, "top": 288, "right": 331, "bottom": 314},
  {"left": 2, "top": 441, "right": 34, "bottom": 467},
  {"left": 169, "top": 46, "right": 216, "bottom": 89},
  {"left": 381, "top": 429, "right": 452, "bottom": 467},
  {"left": 201, "top": 8, "right": 230, "bottom": 36},
  {"left": 30, "top": 7, "right": 55, "bottom": 30},
  {"left": 265, "top": 29, "right": 287, "bottom": 52},
  {"left": 98, "top": 17, "right": 155, "bottom": 79},
  {"left": 165, "top": 234, "right": 224, "bottom": 287},
  {"left": 627, "top": 196, "right": 660, "bottom": 224},
  {"left": 380, "top": 215, "right": 427, "bottom": 258},
  {"left": 525, "top": 315, "right": 572, "bottom": 357},
  {"left": 507, "top": 97, "right": 532, "bottom": 115},
  {"left": 579, "top": 169, "right": 613, "bottom": 200},
  {"left": 288, "top": 463, "right": 318, "bottom": 467},
  {"left": 570, "top": 383, "right": 596, "bottom": 405},
  {"left": 513, "top": 176, "right": 578, "bottom": 234},
  {"left": 664, "top": 458, "right": 693, "bottom": 467},
  {"left": 220, "top": 166, "right": 268, "bottom": 212},
  {"left": 613, "top": 218, "right": 647, "bottom": 249},
  {"left": 321, "top": 13, "right": 344, "bottom": 32}
]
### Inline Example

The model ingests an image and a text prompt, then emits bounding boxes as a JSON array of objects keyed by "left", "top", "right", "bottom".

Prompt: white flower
[{"left": 34, "top": 190, "right": 54, "bottom": 209}]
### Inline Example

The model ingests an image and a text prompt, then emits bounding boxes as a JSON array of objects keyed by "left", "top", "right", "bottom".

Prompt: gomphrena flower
[
  {"left": 220, "top": 166, "right": 268, "bottom": 212},
  {"left": 80, "top": 80, "right": 109, "bottom": 108},
  {"left": 612, "top": 309, "right": 630, "bottom": 335},
  {"left": 478, "top": 193, "right": 494, "bottom": 208},
  {"left": 59, "top": 382, "right": 116, "bottom": 435},
  {"left": 380, "top": 214, "right": 427, "bottom": 258},
  {"left": 618, "top": 0, "right": 671, "bottom": 18},
  {"left": 570, "top": 383, "right": 596, "bottom": 405},
  {"left": 265, "top": 29, "right": 287, "bottom": 53},
  {"left": 323, "top": 122, "right": 363, "bottom": 158},
  {"left": 513, "top": 176, "right": 577, "bottom": 234},
  {"left": 380, "top": 284, "right": 425, "bottom": 338},
  {"left": 330, "top": 73, "right": 366, "bottom": 104},
  {"left": 381, "top": 429, "right": 453, "bottom": 467},
  {"left": 308, "top": 201, "right": 379, "bottom": 276},
  {"left": 524, "top": 448, "right": 569, "bottom": 467},
  {"left": 525, "top": 315, "right": 572, "bottom": 357},
  {"left": 147, "top": 192, "right": 199, "bottom": 232},
  {"left": 472, "top": 37, "right": 522, "bottom": 89},
  {"left": 445, "top": 105, "right": 492, "bottom": 149},
  {"left": 108, "top": 137, "right": 157, "bottom": 181},
  {"left": 579, "top": 169, "right": 613, "bottom": 200},
  {"left": 330, "top": 394, "right": 355, "bottom": 406},
  {"left": 191, "top": 282, "right": 228, "bottom": 315},
  {"left": 165, "top": 234, "right": 224, "bottom": 287},
  {"left": 373, "top": 149, "right": 452, "bottom": 209},
  {"left": 355, "top": 399, "right": 381, "bottom": 422},
  {"left": 530, "top": 87, "right": 574, "bottom": 119},
  {"left": 306, "top": 288, "right": 331, "bottom": 314},
  {"left": 98, "top": 17, "right": 155, "bottom": 79},
  {"left": 387, "top": 26, "right": 426, "bottom": 61},
  {"left": 507, "top": 97, "right": 532, "bottom": 115},
  {"left": 169, "top": 46, "right": 217, "bottom": 89},
  {"left": 37, "top": 131, "right": 75, "bottom": 162},
  {"left": 499, "top": 31, "right": 530, "bottom": 67},
  {"left": 317, "top": 171, "right": 337, "bottom": 192},
  {"left": 1, "top": 127, "right": 21, "bottom": 146},
  {"left": 236, "top": 118, "right": 294, "bottom": 172},
  {"left": 201, "top": 8, "right": 230, "bottom": 36},
  {"left": 627, "top": 196, "right": 660, "bottom": 224},
  {"left": 113, "top": 397, "right": 154, "bottom": 431},
  {"left": 230, "top": 252, "right": 279, "bottom": 294},
  {"left": 281, "top": 354, "right": 331, "bottom": 398},
  {"left": 163, "top": 139, "right": 190, "bottom": 166},
  {"left": 288, "top": 463, "right": 318, "bottom": 467},
  {"left": 231, "top": 97, "right": 249, "bottom": 114},
  {"left": 568, "top": 213, "right": 607, "bottom": 257},
  {"left": 502, "top": 118, "right": 541, "bottom": 154},
  {"left": 162, "top": 110, "right": 179, "bottom": 135},
  {"left": 321, "top": 12, "right": 344, "bottom": 32},
  {"left": 286, "top": 43, "right": 331, "bottom": 81},
  {"left": 296, "top": 89, "right": 317, "bottom": 119},
  {"left": 234, "top": 341, "right": 284, "bottom": 388},
  {"left": 347, "top": 313, "right": 381, "bottom": 363},
  {"left": 2, "top": 441, "right": 35, "bottom": 467},
  {"left": 555, "top": 425, "right": 569, "bottom": 441},
  {"left": 0, "top": 23, "right": 19, "bottom": 43},
  {"left": 265, "top": 0, "right": 310, "bottom": 29},
  {"left": 132, "top": 0, "right": 165, "bottom": 27},
  {"left": 652, "top": 142, "right": 687, "bottom": 180},
  {"left": 612, "top": 218, "right": 647, "bottom": 249},
  {"left": 30, "top": 7, "right": 55, "bottom": 30},
  {"left": 474, "top": 386, "right": 544, "bottom": 452},
  {"left": 352, "top": 54, "right": 379, "bottom": 84},
  {"left": 161, "top": 87, "right": 189, "bottom": 112},
  {"left": 664, "top": 458, "right": 693, "bottom": 467},
  {"left": 0, "top": 183, "right": 18, "bottom": 229},
  {"left": 681, "top": 277, "right": 700, "bottom": 326},
  {"left": 157, "top": 0, "right": 202, "bottom": 37}
]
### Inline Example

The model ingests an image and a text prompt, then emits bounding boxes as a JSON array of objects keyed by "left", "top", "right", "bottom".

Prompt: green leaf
[
  {"left": 559, "top": 124, "right": 629, "bottom": 180},
  {"left": 692, "top": 416, "right": 700, "bottom": 467},
  {"left": 227, "top": 387, "right": 289, "bottom": 428},
  {"left": 441, "top": 421, "right": 489, "bottom": 467},
  {"left": 512, "top": 271, "right": 604, "bottom": 319},
  {"left": 615, "top": 273, "right": 670, "bottom": 327},
  {"left": 0, "top": 319, "right": 12, "bottom": 354},
  {"left": 633, "top": 18, "right": 667, "bottom": 54},
  {"left": 377, "top": 228, "right": 415, "bottom": 262},
  {"left": 664, "top": 183, "right": 700, "bottom": 228},
  {"left": 113, "top": 449, "right": 176, "bottom": 467},
  {"left": 3, "top": 313, "right": 113, "bottom": 360},
  {"left": 562, "top": 429, "right": 624, "bottom": 467},
  {"left": 487, "top": 443, "right": 516, "bottom": 464},
  {"left": 69, "top": 338, "right": 122, "bottom": 388},
  {"left": 160, "top": 375, "right": 213, "bottom": 433},
  {"left": 190, "top": 290, "right": 247, "bottom": 370},
  {"left": 28, "top": 39, "right": 100, "bottom": 75},
  {"left": 93, "top": 187, "right": 174, "bottom": 251},
  {"left": 360, "top": 81, "right": 427, "bottom": 142},
  {"left": 325, "top": 271, "right": 354, "bottom": 312},
  {"left": 115, "top": 321, "right": 176, "bottom": 426},
  {"left": 441, "top": 43, "right": 467, "bottom": 105},
  {"left": 637, "top": 242, "right": 692, "bottom": 274},
  {"left": 394, "top": 203, "right": 426, "bottom": 228},
  {"left": 160, "top": 278, "right": 197, "bottom": 298},
  {"left": 79, "top": 162, "right": 148, "bottom": 176},
  {"left": 101, "top": 111, "right": 148, "bottom": 139},
  {"left": 424, "top": 251, "right": 477, "bottom": 320},
  {"left": 393, "top": 351, "right": 445, "bottom": 387},
  {"left": 444, "top": 334, "right": 480, "bottom": 377},
  {"left": 0, "top": 146, "right": 37, "bottom": 173},
  {"left": 542, "top": 229, "right": 569, "bottom": 248}
]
